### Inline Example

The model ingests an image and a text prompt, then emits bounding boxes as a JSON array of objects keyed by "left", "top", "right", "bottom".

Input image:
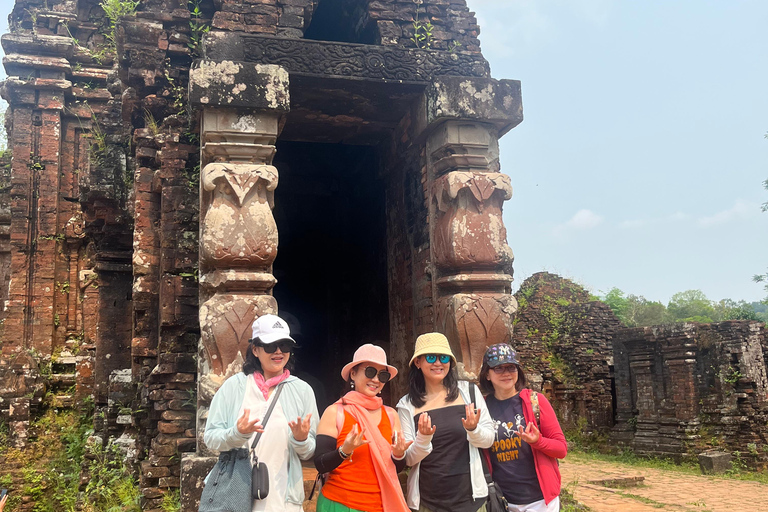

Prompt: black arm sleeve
[
  {"left": 392, "top": 455, "right": 407, "bottom": 473},
  {"left": 314, "top": 434, "right": 345, "bottom": 473}
]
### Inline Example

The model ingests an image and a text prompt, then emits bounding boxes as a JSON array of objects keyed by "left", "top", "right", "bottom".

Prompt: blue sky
[
  {"left": 0, "top": 0, "right": 765, "bottom": 303},
  {"left": 470, "top": 0, "right": 768, "bottom": 303}
]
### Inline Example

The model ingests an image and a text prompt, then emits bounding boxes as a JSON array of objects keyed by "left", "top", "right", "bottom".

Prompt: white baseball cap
[{"left": 251, "top": 314, "right": 296, "bottom": 345}]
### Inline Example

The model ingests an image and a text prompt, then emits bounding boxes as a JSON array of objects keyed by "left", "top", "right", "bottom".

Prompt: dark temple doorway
[{"left": 272, "top": 141, "right": 389, "bottom": 412}]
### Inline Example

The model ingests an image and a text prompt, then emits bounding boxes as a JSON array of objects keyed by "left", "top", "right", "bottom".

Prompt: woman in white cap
[
  {"left": 204, "top": 313, "right": 319, "bottom": 512},
  {"left": 314, "top": 344, "right": 411, "bottom": 512},
  {"left": 479, "top": 343, "right": 566, "bottom": 512},
  {"left": 397, "top": 333, "right": 495, "bottom": 512}
]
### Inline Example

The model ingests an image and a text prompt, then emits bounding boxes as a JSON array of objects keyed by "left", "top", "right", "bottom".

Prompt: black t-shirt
[
  {"left": 485, "top": 394, "right": 544, "bottom": 505},
  {"left": 416, "top": 405, "right": 485, "bottom": 512}
]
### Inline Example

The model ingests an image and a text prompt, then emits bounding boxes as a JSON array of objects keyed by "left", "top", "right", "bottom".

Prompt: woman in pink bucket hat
[{"left": 313, "top": 344, "right": 411, "bottom": 512}]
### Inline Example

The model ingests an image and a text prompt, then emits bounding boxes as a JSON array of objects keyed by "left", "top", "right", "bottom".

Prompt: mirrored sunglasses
[
  {"left": 491, "top": 364, "right": 518, "bottom": 375},
  {"left": 363, "top": 366, "right": 391, "bottom": 384},
  {"left": 258, "top": 341, "right": 295, "bottom": 354},
  {"left": 424, "top": 354, "right": 451, "bottom": 364}
]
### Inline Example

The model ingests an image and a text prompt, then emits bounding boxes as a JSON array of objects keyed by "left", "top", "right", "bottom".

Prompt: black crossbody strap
[
  {"left": 468, "top": 383, "right": 494, "bottom": 485},
  {"left": 250, "top": 382, "right": 285, "bottom": 451}
]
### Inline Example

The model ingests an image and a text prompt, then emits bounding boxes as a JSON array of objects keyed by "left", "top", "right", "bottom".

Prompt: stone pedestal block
[
  {"left": 698, "top": 451, "right": 733, "bottom": 474},
  {"left": 180, "top": 454, "right": 217, "bottom": 512}
]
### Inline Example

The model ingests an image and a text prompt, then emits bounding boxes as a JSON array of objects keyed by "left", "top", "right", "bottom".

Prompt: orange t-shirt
[{"left": 321, "top": 408, "right": 392, "bottom": 512}]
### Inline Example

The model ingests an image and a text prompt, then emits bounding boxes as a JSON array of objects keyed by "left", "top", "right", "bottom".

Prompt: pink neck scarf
[
  {"left": 337, "top": 391, "right": 410, "bottom": 512},
  {"left": 252, "top": 369, "right": 290, "bottom": 399}
]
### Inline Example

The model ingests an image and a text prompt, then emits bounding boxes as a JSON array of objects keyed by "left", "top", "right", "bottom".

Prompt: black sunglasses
[
  {"left": 363, "top": 366, "right": 391, "bottom": 384},
  {"left": 424, "top": 354, "right": 451, "bottom": 364},
  {"left": 255, "top": 340, "right": 295, "bottom": 354}
]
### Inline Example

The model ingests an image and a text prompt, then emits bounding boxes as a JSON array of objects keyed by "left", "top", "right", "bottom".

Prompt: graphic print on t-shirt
[{"left": 492, "top": 414, "right": 526, "bottom": 462}]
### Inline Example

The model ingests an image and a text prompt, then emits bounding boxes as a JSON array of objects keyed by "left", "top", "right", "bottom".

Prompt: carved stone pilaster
[
  {"left": 424, "top": 77, "right": 522, "bottom": 378},
  {"left": 189, "top": 64, "right": 289, "bottom": 458}
]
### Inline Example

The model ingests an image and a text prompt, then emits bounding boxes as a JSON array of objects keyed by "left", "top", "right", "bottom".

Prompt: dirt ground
[{"left": 560, "top": 456, "right": 768, "bottom": 512}]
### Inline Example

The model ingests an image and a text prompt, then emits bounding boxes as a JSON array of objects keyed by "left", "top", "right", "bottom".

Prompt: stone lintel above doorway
[{"left": 202, "top": 33, "right": 490, "bottom": 83}]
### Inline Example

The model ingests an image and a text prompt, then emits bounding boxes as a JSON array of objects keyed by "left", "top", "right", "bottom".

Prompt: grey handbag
[{"left": 199, "top": 383, "right": 285, "bottom": 512}]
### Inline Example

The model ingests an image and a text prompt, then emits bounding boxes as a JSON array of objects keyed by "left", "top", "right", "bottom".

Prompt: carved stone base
[
  {"left": 199, "top": 294, "right": 277, "bottom": 376},
  {"left": 180, "top": 454, "right": 217, "bottom": 512},
  {"left": 436, "top": 293, "right": 518, "bottom": 378}
]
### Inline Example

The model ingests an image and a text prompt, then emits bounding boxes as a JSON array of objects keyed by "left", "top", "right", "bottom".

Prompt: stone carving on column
[
  {"left": 189, "top": 62, "right": 289, "bottom": 455},
  {"left": 425, "top": 77, "right": 523, "bottom": 379}
]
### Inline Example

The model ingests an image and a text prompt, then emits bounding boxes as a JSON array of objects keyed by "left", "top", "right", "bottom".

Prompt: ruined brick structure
[
  {"left": 612, "top": 321, "right": 768, "bottom": 467},
  {"left": 0, "top": 0, "right": 522, "bottom": 509},
  {"left": 510, "top": 272, "right": 622, "bottom": 431}
]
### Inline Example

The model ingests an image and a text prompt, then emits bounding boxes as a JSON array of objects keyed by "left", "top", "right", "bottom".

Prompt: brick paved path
[{"left": 560, "top": 457, "right": 768, "bottom": 512}]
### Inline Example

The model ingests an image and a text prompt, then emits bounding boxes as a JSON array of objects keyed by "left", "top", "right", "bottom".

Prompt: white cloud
[
  {"left": 554, "top": 209, "right": 604, "bottom": 235},
  {"left": 697, "top": 200, "right": 757, "bottom": 227},
  {"left": 619, "top": 212, "right": 691, "bottom": 229},
  {"left": 620, "top": 219, "right": 647, "bottom": 229}
]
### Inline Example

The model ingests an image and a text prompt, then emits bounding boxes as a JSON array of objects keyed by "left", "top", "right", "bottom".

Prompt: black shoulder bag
[
  {"left": 469, "top": 384, "right": 509, "bottom": 512},
  {"left": 199, "top": 383, "right": 285, "bottom": 512}
]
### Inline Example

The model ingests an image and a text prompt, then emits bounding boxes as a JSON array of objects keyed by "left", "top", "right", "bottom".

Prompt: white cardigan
[{"left": 396, "top": 380, "right": 495, "bottom": 510}]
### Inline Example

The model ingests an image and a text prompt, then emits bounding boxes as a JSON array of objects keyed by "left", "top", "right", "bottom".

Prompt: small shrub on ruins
[{"left": 0, "top": 399, "right": 140, "bottom": 511}]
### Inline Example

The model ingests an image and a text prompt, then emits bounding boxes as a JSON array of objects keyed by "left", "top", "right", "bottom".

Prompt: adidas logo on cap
[{"left": 251, "top": 314, "right": 295, "bottom": 345}]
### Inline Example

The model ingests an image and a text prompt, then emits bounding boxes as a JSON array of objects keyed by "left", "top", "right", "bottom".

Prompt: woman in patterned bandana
[{"left": 479, "top": 344, "right": 567, "bottom": 512}]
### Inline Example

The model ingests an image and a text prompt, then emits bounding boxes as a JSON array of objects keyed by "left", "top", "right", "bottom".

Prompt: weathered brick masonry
[{"left": 612, "top": 321, "right": 768, "bottom": 467}]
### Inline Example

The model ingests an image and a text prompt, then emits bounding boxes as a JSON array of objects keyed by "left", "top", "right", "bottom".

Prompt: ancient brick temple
[
  {"left": 612, "top": 321, "right": 768, "bottom": 467},
  {"left": 0, "top": 0, "right": 522, "bottom": 508}
]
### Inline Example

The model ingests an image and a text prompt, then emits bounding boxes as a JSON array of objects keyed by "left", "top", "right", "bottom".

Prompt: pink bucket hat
[{"left": 340, "top": 344, "right": 398, "bottom": 382}]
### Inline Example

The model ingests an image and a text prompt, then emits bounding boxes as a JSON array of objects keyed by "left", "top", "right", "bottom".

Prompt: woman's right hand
[
  {"left": 417, "top": 412, "right": 437, "bottom": 436},
  {"left": 341, "top": 424, "right": 369, "bottom": 454},
  {"left": 237, "top": 408, "right": 265, "bottom": 435}
]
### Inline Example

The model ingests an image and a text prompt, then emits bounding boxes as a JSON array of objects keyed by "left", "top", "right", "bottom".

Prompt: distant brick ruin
[
  {"left": 612, "top": 321, "right": 768, "bottom": 467},
  {"left": 0, "top": 0, "right": 766, "bottom": 509}
]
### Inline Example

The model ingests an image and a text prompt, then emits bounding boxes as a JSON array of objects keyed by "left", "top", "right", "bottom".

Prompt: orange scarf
[{"left": 337, "top": 391, "right": 409, "bottom": 512}]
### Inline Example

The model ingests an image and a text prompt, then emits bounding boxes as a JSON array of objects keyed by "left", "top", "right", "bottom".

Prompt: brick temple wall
[
  {"left": 511, "top": 272, "right": 622, "bottom": 431},
  {"left": 612, "top": 321, "right": 768, "bottom": 467}
]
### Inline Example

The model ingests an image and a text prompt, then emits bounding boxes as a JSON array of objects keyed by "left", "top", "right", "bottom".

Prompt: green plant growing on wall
[
  {"left": 188, "top": 0, "right": 210, "bottom": 57},
  {"left": 411, "top": 0, "right": 434, "bottom": 49},
  {"left": 161, "top": 489, "right": 181, "bottom": 512},
  {"left": 723, "top": 365, "right": 743, "bottom": 385},
  {"left": 100, "top": 0, "right": 139, "bottom": 52}
]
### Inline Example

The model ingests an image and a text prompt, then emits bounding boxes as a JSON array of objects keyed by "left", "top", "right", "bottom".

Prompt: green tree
[
  {"left": 625, "top": 295, "right": 668, "bottom": 326},
  {"left": 666, "top": 289, "right": 715, "bottom": 323},
  {"left": 601, "top": 288, "right": 628, "bottom": 320},
  {"left": 600, "top": 288, "right": 668, "bottom": 327},
  {"left": 712, "top": 299, "right": 759, "bottom": 321}
]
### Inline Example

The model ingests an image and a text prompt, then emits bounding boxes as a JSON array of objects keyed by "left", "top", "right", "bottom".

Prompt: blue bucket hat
[{"left": 483, "top": 343, "right": 519, "bottom": 368}]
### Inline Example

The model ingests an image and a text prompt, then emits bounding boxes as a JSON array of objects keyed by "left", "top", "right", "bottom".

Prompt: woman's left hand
[
  {"left": 461, "top": 404, "right": 480, "bottom": 431},
  {"left": 391, "top": 430, "right": 413, "bottom": 459},
  {"left": 288, "top": 414, "right": 312, "bottom": 442},
  {"left": 516, "top": 422, "right": 540, "bottom": 444}
]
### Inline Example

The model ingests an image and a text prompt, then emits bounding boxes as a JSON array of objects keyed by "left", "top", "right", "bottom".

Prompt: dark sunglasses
[
  {"left": 363, "top": 366, "right": 391, "bottom": 384},
  {"left": 256, "top": 340, "right": 295, "bottom": 354},
  {"left": 424, "top": 354, "right": 451, "bottom": 364},
  {"left": 491, "top": 364, "right": 518, "bottom": 375}
]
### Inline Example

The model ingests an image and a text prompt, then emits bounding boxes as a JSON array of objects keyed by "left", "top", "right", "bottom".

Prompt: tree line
[{"left": 599, "top": 288, "right": 767, "bottom": 327}]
